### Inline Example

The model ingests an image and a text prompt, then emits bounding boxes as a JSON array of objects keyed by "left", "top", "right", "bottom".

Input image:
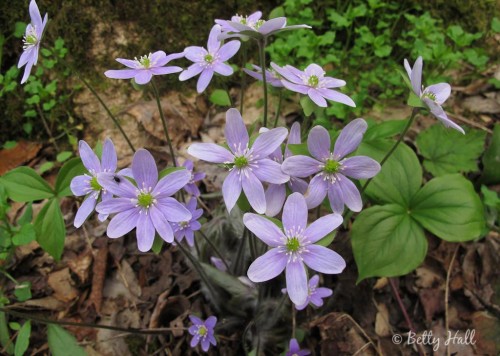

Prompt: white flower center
[
  {"left": 132, "top": 183, "right": 157, "bottom": 213},
  {"left": 23, "top": 26, "right": 39, "bottom": 50},
  {"left": 134, "top": 53, "right": 153, "bottom": 69}
]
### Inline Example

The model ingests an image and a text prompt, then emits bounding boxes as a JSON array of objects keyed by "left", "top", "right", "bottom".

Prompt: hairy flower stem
[
  {"left": 35, "top": 103, "right": 59, "bottom": 151},
  {"left": 231, "top": 228, "right": 248, "bottom": 275},
  {"left": 361, "top": 108, "right": 419, "bottom": 193},
  {"left": 151, "top": 79, "right": 177, "bottom": 167},
  {"left": 273, "top": 90, "right": 283, "bottom": 128},
  {"left": 239, "top": 43, "right": 247, "bottom": 114},
  {"left": 197, "top": 230, "right": 231, "bottom": 272},
  {"left": 258, "top": 39, "right": 268, "bottom": 128}
]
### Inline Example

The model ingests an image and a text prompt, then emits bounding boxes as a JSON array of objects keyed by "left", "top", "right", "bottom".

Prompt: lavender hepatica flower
[
  {"left": 404, "top": 56, "right": 464, "bottom": 134},
  {"left": 182, "top": 160, "right": 205, "bottom": 197},
  {"left": 283, "top": 275, "right": 333, "bottom": 310},
  {"left": 286, "top": 338, "right": 310, "bottom": 356},
  {"left": 171, "top": 197, "right": 203, "bottom": 247},
  {"left": 18, "top": 0, "right": 48, "bottom": 84},
  {"left": 179, "top": 25, "right": 240, "bottom": 93},
  {"left": 272, "top": 62, "right": 355, "bottom": 108},
  {"left": 264, "top": 122, "right": 308, "bottom": 217},
  {"left": 96, "top": 149, "right": 191, "bottom": 252},
  {"left": 243, "top": 64, "right": 284, "bottom": 88},
  {"left": 187, "top": 108, "right": 289, "bottom": 214},
  {"left": 282, "top": 120, "right": 380, "bottom": 213},
  {"left": 70, "top": 139, "right": 117, "bottom": 228},
  {"left": 104, "top": 51, "right": 183, "bottom": 85},
  {"left": 188, "top": 315, "right": 217, "bottom": 352},
  {"left": 215, "top": 11, "right": 263, "bottom": 33},
  {"left": 245, "top": 193, "right": 345, "bottom": 305}
]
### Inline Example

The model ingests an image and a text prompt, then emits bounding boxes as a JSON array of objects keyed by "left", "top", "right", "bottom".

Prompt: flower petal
[
  {"left": 410, "top": 56, "right": 423, "bottom": 96},
  {"left": 79, "top": 140, "right": 101, "bottom": 173},
  {"left": 247, "top": 248, "right": 287, "bottom": 282},
  {"left": 308, "top": 89, "right": 327, "bottom": 107},
  {"left": 187, "top": 143, "right": 233, "bottom": 163},
  {"left": 205, "top": 316, "right": 217, "bottom": 328},
  {"left": 265, "top": 183, "right": 286, "bottom": 217},
  {"left": 302, "top": 244, "right": 346, "bottom": 274},
  {"left": 242, "top": 171, "right": 266, "bottom": 214},
  {"left": 282, "top": 192, "right": 308, "bottom": 232},
  {"left": 222, "top": 169, "right": 242, "bottom": 213},
  {"left": 29, "top": 0, "right": 43, "bottom": 30},
  {"left": 218, "top": 40, "right": 241, "bottom": 61},
  {"left": 150, "top": 206, "right": 174, "bottom": 243},
  {"left": 403, "top": 58, "right": 412, "bottom": 79},
  {"left": 95, "top": 197, "right": 133, "bottom": 215},
  {"left": 213, "top": 62, "right": 233, "bottom": 76},
  {"left": 243, "top": 213, "right": 285, "bottom": 247},
  {"left": 132, "top": 149, "right": 158, "bottom": 189},
  {"left": 179, "top": 63, "right": 204, "bottom": 81},
  {"left": 136, "top": 213, "right": 155, "bottom": 252},
  {"left": 70, "top": 175, "right": 90, "bottom": 196},
  {"left": 308, "top": 126, "right": 330, "bottom": 161},
  {"left": 252, "top": 127, "right": 288, "bottom": 158},
  {"left": 423, "top": 99, "right": 465, "bottom": 134},
  {"left": 107, "top": 208, "right": 139, "bottom": 238},
  {"left": 286, "top": 260, "right": 308, "bottom": 306},
  {"left": 327, "top": 182, "right": 344, "bottom": 213},
  {"left": 183, "top": 46, "right": 206, "bottom": 62},
  {"left": 225, "top": 108, "right": 249, "bottom": 154},
  {"left": 341, "top": 156, "right": 381, "bottom": 179},
  {"left": 153, "top": 169, "right": 191, "bottom": 198},
  {"left": 336, "top": 174, "right": 362, "bottom": 212},
  {"left": 259, "top": 17, "right": 286, "bottom": 35},
  {"left": 197, "top": 69, "right": 213, "bottom": 93},
  {"left": 288, "top": 121, "right": 301, "bottom": 145},
  {"left": 271, "top": 62, "right": 302, "bottom": 84},
  {"left": 253, "top": 158, "right": 289, "bottom": 184},
  {"left": 74, "top": 195, "right": 97, "bottom": 228},
  {"left": 282, "top": 80, "right": 310, "bottom": 94},
  {"left": 98, "top": 173, "right": 136, "bottom": 199},
  {"left": 101, "top": 138, "right": 117, "bottom": 172},
  {"left": 134, "top": 70, "right": 153, "bottom": 85},
  {"left": 20, "top": 60, "right": 34, "bottom": 84},
  {"left": 333, "top": 118, "right": 367, "bottom": 160},
  {"left": 207, "top": 25, "right": 222, "bottom": 53},
  {"left": 305, "top": 174, "right": 328, "bottom": 209},
  {"left": 425, "top": 83, "right": 451, "bottom": 105},
  {"left": 282, "top": 155, "right": 322, "bottom": 178},
  {"left": 317, "top": 88, "right": 356, "bottom": 107},
  {"left": 157, "top": 197, "right": 192, "bottom": 222},
  {"left": 289, "top": 177, "right": 308, "bottom": 194},
  {"left": 104, "top": 69, "right": 138, "bottom": 80},
  {"left": 304, "top": 213, "right": 343, "bottom": 243},
  {"left": 149, "top": 66, "right": 183, "bottom": 75}
]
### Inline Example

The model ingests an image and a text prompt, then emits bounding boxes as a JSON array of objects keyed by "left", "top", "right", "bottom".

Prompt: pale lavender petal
[
  {"left": 247, "top": 248, "right": 287, "bottom": 282},
  {"left": 243, "top": 68, "right": 264, "bottom": 82},
  {"left": 157, "top": 197, "right": 192, "bottom": 222},
  {"left": 243, "top": 213, "right": 285, "bottom": 247},
  {"left": 308, "top": 89, "right": 328, "bottom": 107},
  {"left": 20, "top": 60, "right": 34, "bottom": 84},
  {"left": 259, "top": 17, "right": 286, "bottom": 35},
  {"left": 184, "top": 230, "right": 195, "bottom": 246},
  {"left": 295, "top": 299, "right": 309, "bottom": 311},
  {"left": 150, "top": 50, "right": 167, "bottom": 66},
  {"left": 101, "top": 138, "right": 117, "bottom": 172},
  {"left": 98, "top": 173, "right": 136, "bottom": 198},
  {"left": 242, "top": 171, "right": 266, "bottom": 214},
  {"left": 315, "top": 287, "right": 333, "bottom": 298},
  {"left": 183, "top": 46, "right": 207, "bottom": 62},
  {"left": 218, "top": 40, "right": 241, "bottom": 61},
  {"left": 336, "top": 174, "right": 362, "bottom": 212},
  {"left": 341, "top": 156, "right": 381, "bottom": 179},
  {"left": 97, "top": 191, "right": 112, "bottom": 222},
  {"left": 208, "top": 25, "right": 222, "bottom": 53},
  {"left": 74, "top": 195, "right": 97, "bottom": 228},
  {"left": 79, "top": 140, "right": 101, "bottom": 173},
  {"left": 153, "top": 169, "right": 191, "bottom": 198},
  {"left": 289, "top": 177, "right": 308, "bottom": 194},
  {"left": 179, "top": 63, "right": 204, "bottom": 81},
  {"left": 149, "top": 66, "right": 183, "bottom": 75},
  {"left": 70, "top": 175, "right": 90, "bottom": 196},
  {"left": 29, "top": 0, "right": 43, "bottom": 29},
  {"left": 423, "top": 99, "right": 465, "bottom": 134},
  {"left": 95, "top": 198, "right": 133, "bottom": 215},
  {"left": 333, "top": 118, "right": 367, "bottom": 160},
  {"left": 286, "top": 260, "right": 308, "bottom": 306},
  {"left": 211, "top": 256, "right": 227, "bottom": 271},
  {"left": 225, "top": 21, "right": 254, "bottom": 33},
  {"left": 302, "top": 244, "right": 346, "bottom": 274},
  {"left": 197, "top": 69, "right": 214, "bottom": 93},
  {"left": 327, "top": 182, "right": 344, "bottom": 213},
  {"left": 132, "top": 149, "right": 158, "bottom": 189},
  {"left": 404, "top": 58, "right": 412, "bottom": 79},
  {"left": 289, "top": 339, "right": 301, "bottom": 353},
  {"left": 252, "top": 127, "right": 288, "bottom": 158},
  {"left": 118, "top": 168, "right": 133, "bottom": 178},
  {"left": 18, "top": 50, "right": 31, "bottom": 68},
  {"left": 115, "top": 58, "right": 139, "bottom": 68},
  {"left": 253, "top": 159, "right": 289, "bottom": 184},
  {"left": 265, "top": 183, "right": 286, "bottom": 217},
  {"left": 190, "top": 335, "right": 200, "bottom": 347},
  {"left": 304, "top": 213, "right": 343, "bottom": 243},
  {"left": 205, "top": 316, "right": 217, "bottom": 328},
  {"left": 213, "top": 62, "right": 233, "bottom": 76},
  {"left": 189, "top": 315, "right": 203, "bottom": 326},
  {"left": 184, "top": 183, "right": 201, "bottom": 197},
  {"left": 107, "top": 208, "right": 139, "bottom": 238},
  {"left": 282, "top": 156, "right": 322, "bottom": 177},
  {"left": 271, "top": 62, "right": 303, "bottom": 84},
  {"left": 411, "top": 56, "right": 423, "bottom": 96},
  {"left": 222, "top": 169, "right": 242, "bottom": 213},
  {"left": 201, "top": 338, "right": 210, "bottom": 352},
  {"left": 288, "top": 122, "right": 301, "bottom": 145},
  {"left": 225, "top": 108, "right": 249, "bottom": 153},
  {"left": 134, "top": 70, "right": 153, "bottom": 85},
  {"left": 317, "top": 88, "right": 356, "bottom": 107},
  {"left": 305, "top": 174, "right": 328, "bottom": 209},
  {"left": 188, "top": 325, "right": 198, "bottom": 335},
  {"left": 425, "top": 83, "right": 451, "bottom": 105},
  {"left": 282, "top": 80, "right": 310, "bottom": 94},
  {"left": 150, "top": 206, "right": 174, "bottom": 243},
  {"left": 164, "top": 52, "right": 185, "bottom": 64},
  {"left": 308, "top": 126, "right": 331, "bottom": 161},
  {"left": 136, "top": 213, "right": 155, "bottom": 252},
  {"left": 282, "top": 192, "right": 308, "bottom": 232},
  {"left": 309, "top": 275, "right": 320, "bottom": 288},
  {"left": 104, "top": 69, "right": 138, "bottom": 80},
  {"left": 321, "top": 77, "right": 346, "bottom": 88},
  {"left": 187, "top": 143, "right": 233, "bottom": 163}
]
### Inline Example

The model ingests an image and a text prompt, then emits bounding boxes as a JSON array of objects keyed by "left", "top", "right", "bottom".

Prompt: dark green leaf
[
  {"left": 0, "top": 167, "right": 54, "bottom": 202},
  {"left": 481, "top": 124, "right": 500, "bottom": 184},
  {"left": 300, "top": 96, "right": 315, "bottom": 116},
  {"left": 209, "top": 89, "right": 231, "bottom": 106},
  {"left": 201, "top": 263, "right": 252, "bottom": 296},
  {"left": 14, "top": 321, "right": 30, "bottom": 356},
  {"left": 286, "top": 143, "right": 310, "bottom": 156},
  {"left": 47, "top": 325, "right": 86, "bottom": 356},
  {"left": 12, "top": 223, "right": 36, "bottom": 246},
  {"left": 14, "top": 281, "right": 32, "bottom": 302},
  {"left": 364, "top": 120, "right": 407, "bottom": 141},
  {"left": 55, "top": 158, "right": 86, "bottom": 197},
  {"left": 34, "top": 199, "right": 65, "bottom": 260}
]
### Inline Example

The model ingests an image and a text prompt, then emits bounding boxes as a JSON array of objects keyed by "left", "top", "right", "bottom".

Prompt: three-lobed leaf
[{"left": 0, "top": 167, "right": 54, "bottom": 202}]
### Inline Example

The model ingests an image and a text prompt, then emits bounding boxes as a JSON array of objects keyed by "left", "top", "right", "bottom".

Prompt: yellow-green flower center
[
  {"left": 137, "top": 193, "right": 154, "bottom": 208},
  {"left": 308, "top": 75, "right": 319, "bottom": 87},
  {"left": 136, "top": 54, "right": 152, "bottom": 68},
  {"left": 255, "top": 20, "right": 265, "bottom": 29},
  {"left": 204, "top": 54, "right": 214, "bottom": 63},
  {"left": 198, "top": 326, "right": 207, "bottom": 336},
  {"left": 234, "top": 156, "right": 248, "bottom": 168},
  {"left": 324, "top": 159, "right": 340, "bottom": 174},
  {"left": 286, "top": 237, "right": 300, "bottom": 252},
  {"left": 90, "top": 176, "right": 102, "bottom": 191},
  {"left": 180, "top": 221, "right": 189, "bottom": 228},
  {"left": 25, "top": 34, "right": 37, "bottom": 45},
  {"left": 422, "top": 92, "right": 436, "bottom": 101}
]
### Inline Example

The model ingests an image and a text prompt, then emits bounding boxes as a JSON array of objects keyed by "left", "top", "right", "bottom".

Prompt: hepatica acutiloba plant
[{"left": 0, "top": 1, "right": 488, "bottom": 354}]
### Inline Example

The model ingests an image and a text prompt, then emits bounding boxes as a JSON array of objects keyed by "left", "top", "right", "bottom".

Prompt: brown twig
[{"left": 445, "top": 245, "right": 459, "bottom": 356}]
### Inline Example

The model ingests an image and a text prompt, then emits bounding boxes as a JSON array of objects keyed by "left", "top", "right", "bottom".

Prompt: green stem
[
  {"left": 258, "top": 39, "right": 268, "bottom": 128},
  {"left": 273, "top": 90, "right": 283, "bottom": 128},
  {"left": 151, "top": 79, "right": 177, "bottom": 167},
  {"left": 240, "top": 44, "right": 248, "bottom": 114},
  {"left": 231, "top": 229, "right": 248, "bottom": 275},
  {"left": 35, "top": 103, "right": 59, "bottom": 151},
  {"left": 197, "top": 230, "right": 231, "bottom": 272},
  {"left": 361, "top": 108, "right": 419, "bottom": 193}
]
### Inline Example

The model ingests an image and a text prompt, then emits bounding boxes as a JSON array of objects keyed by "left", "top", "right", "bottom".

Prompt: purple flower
[
  {"left": 171, "top": 197, "right": 203, "bottom": 247},
  {"left": 282, "top": 120, "right": 380, "bottom": 213},
  {"left": 283, "top": 275, "right": 333, "bottom": 310},
  {"left": 179, "top": 25, "right": 240, "bottom": 93},
  {"left": 210, "top": 256, "right": 227, "bottom": 272},
  {"left": 286, "top": 338, "right": 310, "bottom": 356},
  {"left": 404, "top": 56, "right": 464, "bottom": 134},
  {"left": 264, "top": 122, "right": 308, "bottom": 217},
  {"left": 182, "top": 160, "right": 205, "bottom": 197},
  {"left": 216, "top": 12, "right": 311, "bottom": 40},
  {"left": 70, "top": 139, "right": 117, "bottom": 228},
  {"left": 104, "top": 51, "right": 183, "bottom": 85},
  {"left": 95, "top": 149, "right": 191, "bottom": 252},
  {"left": 243, "top": 64, "right": 284, "bottom": 88},
  {"left": 245, "top": 193, "right": 345, "bottom": 305},
  {"left": 271, "top": 62, "right": 355, "bottom": 108},
  {"left": 188, "top": 315, "right": 217, "bottom": 352},
  {"left": 18, "top": 0, "right": 48, "bottom": 84},
  {"left": 187, "top": 108, "right": 289, "bottom": 214}
]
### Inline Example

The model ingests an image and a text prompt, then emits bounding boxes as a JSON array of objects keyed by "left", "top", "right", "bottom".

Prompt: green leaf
[
  {"left": 56, "top": 151, "right": 72, "bottom": 163},
  {"left": 269, "top": 6, "right": 285, "bottom": 19},
  {"left": 14, "top": 321, "right": 30, "bottom": 356},
  {"left": 47, "top": 325, "right": 86, "bottom": 356},
  {"left": 34, "top": 199, "right": 65, "bottom": 261},
  {"left": 351, "top": 204, "right": 427, "bottom": 282},
  {"left": 357, "top": 140, "right": 421, "bottom": 207},
  {"left": 209, "top": 89, "right": 231, "bottom": 106},
  {"left": 286, "top": 143, "right": 310, "bottom": 156},
  {"left": 55, "top": 158, "right": 86, "bottom": 197},
  {"left": 14, "top": 281, "right": 32, "bottom": 302},
  {"left": 18, "top": 204, "right": 33, "bottom": 226},
  {"left": 492, "top": 17, "right": 500, "bottom": 33},
  {"left": 201, "top": 263, "right": 251, "bottom": 296},
  {"left": 410, "top": 174, "right": 485, "bottom": 242},
  {"left": 481, "top": 185, "right": 500, "bottom": 209},
  {"left": 158, "top": 166, "right": 186, "bottom": 179},
  {"left": 481, "top": 124, "right": 500, "bottom": 184},
  {"left": 12, "top": 223, "right": 36, "bottom": 246},
  {"left": 0, "top": 167, "right": 55, "bottom": 202},
  {"left": 0, "top": 308, "right": 14, "bottom": 354},
  {"left": 13, "top": 22, "right": 27, "bottom": 38},
  {"left": 38, "top": 162, "right": 54, "bottom": 174},
  {"left": 364, "top": 120, "right": 407, "bottom": 141},
  {"left": 316, "top": 231, "right": 336, "bottom": 247},
  {"left": 151, "top": 235, "right": 164, "bottom": 254},
  {"left": 416, "top": 124, "right": 486, "bottom": 176},
  {"left": 407, "top": 92, "right": 425, "bottom": 108},
  {"left": 300, "top": 96, "right": 315, "bottom": 116}
]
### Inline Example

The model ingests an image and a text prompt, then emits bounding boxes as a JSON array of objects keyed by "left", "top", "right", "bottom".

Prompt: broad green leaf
[
  {"left": 56, "top": 151, "right": 72, "bottom": 163},
  {"left": 481, "top": 185, "right": 500, "bottom": 209},
  {"left": 357, "top": 140, "right": 422, "bottom": 207},
  {"left": 209, "top": 89, "right": 231, "bottom": 106},
  {"left": 34, "top": 199, "right": 65, "bottom": 260},
  {"left": 407, "top": 92, "right": 425, "bottom": 108},
  {"left": 0, "top": 167, "right": 54, "bottom": 202},
  {"left": 286, "top": 143, "right": 310, "bottom": 156},
  {"left": 364, "top": 120, "right": 407, "bottom": 141},
  {"left": 18, "top": 204, "right": 33, "bottom": 226},
  {"left": 55, "top": 158, "right": 86, "bottom": 197},
  {"left": 14, "top": 321, "right": 30, "bottom": 356},
  {"left": 269, "top": 6, "right": 285, "bottom": 19},
  {"left": 201, "top": 263, "right": 251, "bottom": 296},
  {"left": 0, "top": 307, "right": 14, "bottom": 354},
  {"left": 13, "top": 22, "right": 27, "bottom": 38},
  {"left": 351, "top": 204, "right": 427, "bottom": 282},
  {"left": 12, "top": 223, "right": 36, "bottom": 246},
  {"left": 38, "top": 162, "right": 55, "bottom": 174},
  {"left": 416, "top": 124, "right": 486, "bottom": 176},
  {"left": 410, "top": 174, "right": 485, "bottom": 242},
  {"left": 481, "top": 124, "right": 500, "bottom": 184},
  {"left": 47, "top": 325, "right": 86, "bottom": 356},
  {"left": 300, "top": 96, "right": 315, "bottom": 116}
]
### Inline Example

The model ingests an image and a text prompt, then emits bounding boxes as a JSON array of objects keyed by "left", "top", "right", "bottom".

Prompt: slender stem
[
  {"left": 249, "top": 230, "right": 258, "bottom": 262},
  {"left": 0, "top": 270, "right": 17, "bottom": 284},
  {"left": 197, "top": 230, "right": 231, "bottom": 272},
  {"left": 273, "top": 90, "right": 283, "bottom": 128},
  {"left": 445, "top": 245, "right": 459, "bottom": 356},
  {"left": 239, "top": 44, "right": 247, "bottom": 114},
  {"left": 292, "top": 304, "right": 297, "bottom": 339},
  {"left": 258, "top": 40, "right": 268, "bottom": 128},
  {"left": 35, "top": 103, "right": 59, "bottom": 151},
  {"left": 150, "top": 79, "right": 177, "bottom": 167},
  {"left": 361, "top": 108, "right": 419, "bottom": 193},
  {"left": 231, "top": 229, "right": 248, "bottom": 275}
]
